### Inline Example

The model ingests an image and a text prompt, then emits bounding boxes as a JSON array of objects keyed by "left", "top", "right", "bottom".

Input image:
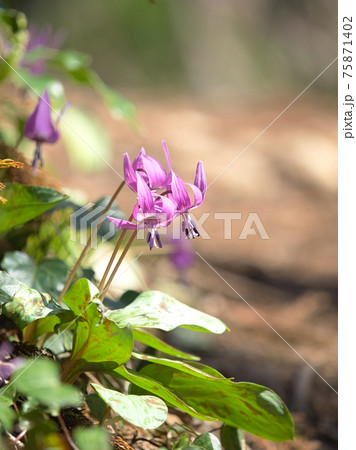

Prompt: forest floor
[{"left": 46, "top": 91, "right": 337, "bottom": 450}]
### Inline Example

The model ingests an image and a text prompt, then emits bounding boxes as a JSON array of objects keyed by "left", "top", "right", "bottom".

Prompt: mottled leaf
[
  {"left": 139, "top": 365, "right": 294, "bottom": 442},
  {"left": 133, "top": 329, "right": 199, "bottom": 361},
  {"left": 0, "top": 183, "right": 68, "bottom": 234},
  {"left": 0, "top": 271, "right": 66, "bottom": 329},
  {"left": 113, "top": 366, "right": 215, "bottom": 422},
  {"left": 106, "top": 291, "right": 228, "bottom": 334},
  {"left": 62, "top": 279, "right": 133, "bottom": 377},
  {"left": 193, "top": 433, "right": 221, "bottom": 450},
  {"left": 132, "top": 352, "right": 220, "bottom": 380},
  {"left": 1, "top": 251, "right": 68, "bottom": 298},
  {"left": 92, "top": 383, "right": 167, "bottom": 429}
]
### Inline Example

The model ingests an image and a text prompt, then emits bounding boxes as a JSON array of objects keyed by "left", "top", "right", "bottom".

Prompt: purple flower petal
[
  {"left": 0, "top": 342, "right": 13, "bottom": 361},
  {"left": 136, "top": 172, "right": 155, "bottom": 214},
  {"left": 108, "top": 217, "right": 143, "bottom": 230},
  {"left": 24, "top": 89, "right": 59, "bottom": 144},
  {"left": 133, "top": 147, "right": 167, "bottom": 189},
  {"left": 194, "top": 161, "right": 207, "bottom": 199},
  {"left": 168, "top": 171, "right": 192, "bottom": 212},
  {"left": 123, "top": 153, "right": 137, "bottom": 191},
  {"left": 162, "top": 140, "right": 172, "bottom": 172},
  {"left": 154, "top": 195, "right": 177, "bottom": 226},
  {"left": 185, "top": 182, "right": 203, "bottom": 208}
]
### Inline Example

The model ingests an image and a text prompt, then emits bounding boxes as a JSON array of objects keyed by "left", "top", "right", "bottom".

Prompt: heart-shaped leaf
[
  {"left": 106, "top": 291, "right": 228, "bottom": 334},
  {"left": 0, "top": 183, "right": 68, "bottom": 234},
  {"left": 91, "top": 383, "right": 168, "bottom": 429},
  {"left": 0, "top": 271, "right": 66, "bottom": 329},
  {"left": 62, "top": 279, "right": 133, "bottom": 378}
]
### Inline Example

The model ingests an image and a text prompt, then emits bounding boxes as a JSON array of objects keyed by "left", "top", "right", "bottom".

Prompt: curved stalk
[
  {"left": 98, "top": 214, "right": 133, "bottom": 291},
  {"left": 99, "top": 230, "right": 137, "bottom": 301},
  {"left": 58, "top": 180, "right": 125, "bottom": 303}
]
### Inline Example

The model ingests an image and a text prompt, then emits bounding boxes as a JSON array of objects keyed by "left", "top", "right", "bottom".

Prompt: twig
[
  {"left": 131, "top": 437, "right": 162, "bottom": 448},
  {"left": 57, "top": 413, "right": 80, "bottom": 450}
]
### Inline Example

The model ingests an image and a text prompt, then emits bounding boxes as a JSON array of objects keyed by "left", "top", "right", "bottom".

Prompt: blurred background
[{"left": 11, "top": 1, "right": 338, "bottom": 448}]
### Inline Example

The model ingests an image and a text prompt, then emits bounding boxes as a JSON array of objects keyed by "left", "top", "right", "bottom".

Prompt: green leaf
[
  {"left": 62, "top": 279, "right": 133, "bottom": 377},
  {"left": 99, "top": 85, "right": 138, "bottom": 127},
  {"left": 0, "top": 271, "right": 67, "bottom": 329},
  {"left": 0, "top": 183, "right": 68, "bottom": 234},
  {"left": 60, "top": 106, "right": 112, "bottom": 174},
  {"left": 43, "top": 330, "right": 73, "bottom": 354},
  {"left": 91, "top": 383, "right": 167, "bottom": 429},
  {"left": 106, "top": 291, "right": 228, "bottom": 334},
  {"left": 113, "top": 366, "right": 215, "bottom": 422},
  {"left": 138, "top": 365, "right": 294, "bottom": 442},
  {"left": 193, "top": 433, "right": 221, "bottom": 450},
  {"left": 1, "top": 251, "right": 68, "bottom": 298},
  {"left": 0, "top": 396, "right": 16, "bottom": 431},
  {"left": 74, "top": 426, "right": 111, "bottom": 450},
  {"left": 132, "top": 352, "right": 221, "bottom": 380},
  {"left": 30, "top": 310, "right": 76, "bottom": 341},
  {"left": 11, "top": 359, "right": 82, "bottom": 412},
  {"left": 86, "top": 394, "right": 107, "bottom": 422},
  {"left": 133, "top": 329, "right": 199, "bottom": 361},
  {"left": 172, "top": 433, "right": 191, "bottom": 449},
  {"left": 50, "top": 48, "right": 138, "bottom": 127},
  {"left": 12, "top": 68, "right": 66, "bottom": 105},
  {"left": 53, "top": 49, "right": 92, "bottom": 75},
  {"left": 220, "top": 425, "right": 245, "bottom": 450}
]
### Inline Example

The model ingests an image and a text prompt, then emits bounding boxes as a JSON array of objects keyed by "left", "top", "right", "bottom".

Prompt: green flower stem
[
  {"left": 58, "top": 180, "right": 125, "bottom": 303},
  {"left": 98, "top": 214, "right": 133, "bottom": 292},
  {"left": 60, "top": 345, "right": 87, "bottom": 383},
  {"left": 99, "top": 230, "right": 137, "bottom": 301}
]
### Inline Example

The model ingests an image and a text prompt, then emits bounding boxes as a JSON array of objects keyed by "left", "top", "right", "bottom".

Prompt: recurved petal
[
  {"left": 162, "top": 140, "right": 172, "bottom": 172},
  {"left": 185, "top": 182, "right": 204, "bottom": 208},
  {"left": 123, "top": 153, "right": 137, "bottom": 191},
  {"left": 155, "top": 194, "right": 177, "bottom": 224},
  {"left": 107, "top": 217, "right": 142, "bottom": 230},
  {"left": 168, "top": 171, "right": 192, "bottom": 212},
  {"left": 194, "top": 161, "right": 207, "bottom": 199}
]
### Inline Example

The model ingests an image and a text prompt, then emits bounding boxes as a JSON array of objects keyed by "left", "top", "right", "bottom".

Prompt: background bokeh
[{"left": 12, "top": 1, "right": 338, "bottom": 448}]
